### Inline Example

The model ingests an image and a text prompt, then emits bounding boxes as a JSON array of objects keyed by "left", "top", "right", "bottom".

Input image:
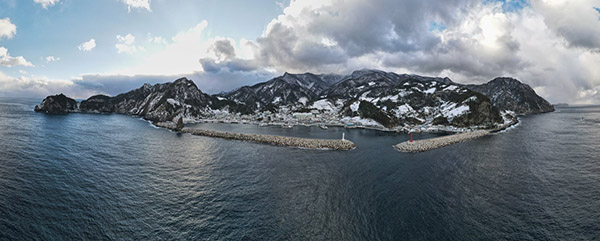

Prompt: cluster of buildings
[{"left": 203, "top": 108, "right": 475, "bottom": 134}]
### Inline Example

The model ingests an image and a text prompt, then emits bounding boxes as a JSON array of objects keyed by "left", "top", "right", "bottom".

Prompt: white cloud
[
  {"left": 115, "top": 44, "right": 144, "bottom": 54},
  {"left": 0, "top": 47, "right": 33, "bottom": 67},
  {"left": 114, "top": 21, "right": 210, "bottom": 75},
  {"left": 115, "top": 34, "right": 145, "bottom": 54},
  {"left": 33, "top": 0, "right": 60, "bottom": 9},
  {"left": 530, "top": 0, "right": 600, "bottom": 50},
  {"left": 123, "top": 0, "right": 151, "bottom": 13},
  {"left": 0, "top": 71, "right": 99, "bottom": 99},
  {"left": 117, "top": 34, "right": 135, "bottom": 45},
  {"left": 148, "top": 35, "right": 167, "bottom": 45},
  {"left": 78, "top": 39, "right": 96, "bottom": 52},
  {"left": 0, "top": 18, "right": 16, "bottom": 40},
  {"left": 19, "top": 70, "right": 27, "bottom": 75},
  {"left": 45, "top": 56, "right": 60, "bottom": 62}
]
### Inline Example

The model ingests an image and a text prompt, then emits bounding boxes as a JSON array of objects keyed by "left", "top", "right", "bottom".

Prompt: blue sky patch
[
  {"left": 485, "top": 0, "right": 529, "bottom": 12},
  {"left": 428, "top": 21, "right": 447, "bottom": 32}
]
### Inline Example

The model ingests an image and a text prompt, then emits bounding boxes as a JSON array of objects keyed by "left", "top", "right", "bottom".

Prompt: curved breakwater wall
[
  {"left": 154, "top": 122, "right": 355, "bottom": 150},
  {"left": 395, "top": 130, "right": 490, "bottom": 152}
]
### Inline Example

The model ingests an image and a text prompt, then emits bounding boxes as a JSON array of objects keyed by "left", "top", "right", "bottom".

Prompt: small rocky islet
[{"left": 34, "top": 69, "right": 554, "bottom": 151}]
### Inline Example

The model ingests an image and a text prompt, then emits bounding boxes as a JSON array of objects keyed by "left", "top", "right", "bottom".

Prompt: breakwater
[
  {"left": 395, "top": 130, "right": 490, "bottom": 152},
  {"left": 154, "top": 122, "right": 355, "bottom": 150}
]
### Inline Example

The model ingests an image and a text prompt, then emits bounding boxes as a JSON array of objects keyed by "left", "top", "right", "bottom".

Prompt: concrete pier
[
  {"left": 394, "top": 130, "right": 490, "bottom": 152},
  {"left": 154, "top": 122, "right": 355, "bottom": 150}
]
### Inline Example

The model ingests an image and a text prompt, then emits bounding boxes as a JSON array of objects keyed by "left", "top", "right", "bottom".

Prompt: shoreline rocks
[{"left": 154, "top": 122, "right": 355, "bottom": 150}]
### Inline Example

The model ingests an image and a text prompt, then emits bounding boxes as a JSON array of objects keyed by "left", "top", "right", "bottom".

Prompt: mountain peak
[
  {"left": 174, "top": 77, "right": 193, "bottom": 84},
  {"left": 466, "top": 77, "right": 554, "bottom": 114},
  {"left": 350, "top": 68, "right": 386, "bottom": 77},
  {"left": 489, "top": 77, "right": 520, "bottom": 84}
]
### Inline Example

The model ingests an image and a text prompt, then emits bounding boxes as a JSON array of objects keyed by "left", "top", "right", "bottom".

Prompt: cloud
[
  {"left": 117, "top": 34, "right": 135, "bottom": 45},
  {"left": 45, "top": 56, "right": 60, "bottom": 62},
  {"left": 193, "top": 0, "right": 600, "bottom": 104},
  {"left": 0, "top": 18, "right": 16, "bottom": 40},
  {"left": 9, "top": 0, "right": 600, "bottom": 104},
  {"left": 147, "top": 34, "right": 167, "bottom": 45},
  {"left": 530, "top": 0, "right": 600, "bottom": 50},
  {"left": 33, "top": 0, "right": 60, "bottom": 9},
  {"left": 113, "top": 21, "right": 210, "bottom": 75},
  {"left": 0, "top": 71, "right": 99, "bottom": 99},
  {"left": 199, "top": 57, "right": 260, "bottom": 73},
  {"left": 115, "top": 34, "right": 144, "bottom": 54},
  {"left": 0, "top": 47, "right": 33, "bottom": 67},
  {"left": 73, "top": 70, "right": 275, "bottom": 96},
  {"left": 210, "top": 39, "right": 236, "bottom": 61},
  {"left": 123, "top": 0, "right": 151, "bottom": 13},
  {"left": 78, "top": 39, "right": 96, "bottom": 52}
]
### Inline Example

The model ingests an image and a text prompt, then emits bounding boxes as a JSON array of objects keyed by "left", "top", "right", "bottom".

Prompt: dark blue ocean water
[{"left": 1, "top": 97, "right": 599, "bottom": 240}]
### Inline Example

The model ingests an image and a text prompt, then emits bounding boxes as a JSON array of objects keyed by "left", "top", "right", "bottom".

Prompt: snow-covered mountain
[
  {"left": 35, "top": 70, "right": 553, "bottom": 129},
  {"left": 36, "top": 77, "right": 248, "bottom": 122},
  {"left": 464, "top": 77, "right": 555, "bottom": 114},
  {"left": 223, "top": 72, "right": 336, "bottom": 111}
]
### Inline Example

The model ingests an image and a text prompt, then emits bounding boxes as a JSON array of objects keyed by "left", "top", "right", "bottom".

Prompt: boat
[
  {"left": 319, "top": 125, "right": 328, "bottom": 130},
  {"left": 282, "top": 124, "right": 293, "bottom": 129}
]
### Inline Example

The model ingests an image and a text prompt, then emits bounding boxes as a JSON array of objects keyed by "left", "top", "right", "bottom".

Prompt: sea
[{"left": 1, "top": 97, "right": 599, "bottom": 240}]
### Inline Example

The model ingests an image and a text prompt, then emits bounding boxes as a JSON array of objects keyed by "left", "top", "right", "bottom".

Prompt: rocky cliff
[
  {"left": 465, "top": 77, "right": 554, "bottom": 114},
  {"left": 34, "top": 94, "right": 78, "bottom": 114}
]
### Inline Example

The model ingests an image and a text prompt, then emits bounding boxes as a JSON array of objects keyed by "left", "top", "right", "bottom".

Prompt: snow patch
[
  {"left": 167, "top": 98, "right": 180, "bottom": 106},
  {"left": 394, "top": 104, "right": 414, "bottom": 116},
  {"left": 298, "top": 97, "right": 308, "bottom": 105},
  {"left": 350, "top": 101, "right": 360, "bottom": 112},
  {"left": 463, "top": 96, "right": 478, "bottom": 102},
  {"left": 446, "top": 105, "right": 470, "bottom": 118},
  {"left": 341, "top": 116, "right": 383, "bottom": 127},
  {"left": 310, "top": 99, "right": 336, "bottom": 111},
  {"left": 443, "top": 85, "right": 458, "bottom": 91},
  {"left": 424, "top": 87, "right": 436, "bottom": 94}
]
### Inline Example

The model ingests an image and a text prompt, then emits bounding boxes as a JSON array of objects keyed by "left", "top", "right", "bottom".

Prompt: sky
[{"left": 0, "top": 0, "right": 599, "bottom": 104}]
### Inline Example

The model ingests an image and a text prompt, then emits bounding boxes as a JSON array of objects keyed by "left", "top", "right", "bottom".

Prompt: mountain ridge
[{"left": 34, "top": 70, "right": 553, "bottom": 131}]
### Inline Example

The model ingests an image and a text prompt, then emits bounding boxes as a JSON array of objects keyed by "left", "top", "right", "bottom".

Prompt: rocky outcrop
[
  {"left": 465, "top": 77, "right": 554, "bottom": 114},
  {"left": 108, "top": 77, "right": 217, "bottom": 122},
  {"left": 34, "top": 94, "right": 78, "bottom": 114},
  {"left": 79, "top": 95, "right": 113, "bottom": 113}
]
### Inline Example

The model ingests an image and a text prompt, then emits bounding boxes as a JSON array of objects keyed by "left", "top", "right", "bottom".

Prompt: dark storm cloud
[
  {"left": 210, "top": 39, "right": 236, "bottom": 60},
  {"left": 248, "top": 0, "right": 482, "bottom": 72}
]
